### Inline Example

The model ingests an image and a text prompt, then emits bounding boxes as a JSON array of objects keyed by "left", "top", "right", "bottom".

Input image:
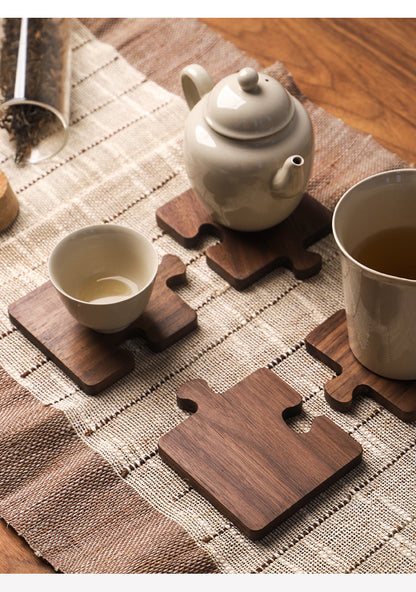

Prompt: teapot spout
[
  {"left": 271, "top": 155, "right": 305, "bottom": 199},
  {"left": 180, "top": 64, "right": 214, "bottom": 110}
]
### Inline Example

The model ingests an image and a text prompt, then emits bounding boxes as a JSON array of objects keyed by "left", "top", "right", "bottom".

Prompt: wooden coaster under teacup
[
  {"left": 156, "top": 189, "right": 332, "bottom": 290},
  {"left": 9, "top": 255, "right": 197, "bottom": 394},
  {"left": 305, "top": 309, "right": 416, "bottom": 422}
]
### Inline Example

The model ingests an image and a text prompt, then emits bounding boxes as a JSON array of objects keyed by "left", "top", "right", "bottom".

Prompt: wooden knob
[{"left": 0, "top": 170, "right": 19, "bottom": 232}]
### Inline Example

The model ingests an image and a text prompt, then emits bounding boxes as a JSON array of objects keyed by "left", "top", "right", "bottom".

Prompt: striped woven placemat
[{"left": 0, "top": 18, "right": 414, "bottom": 574}]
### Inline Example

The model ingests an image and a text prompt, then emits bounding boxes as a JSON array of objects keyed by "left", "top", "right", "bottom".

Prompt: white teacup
[
  {"left": 48, "top": 224, "right": 158, "bottom": 333},
  {"left": 333, "top": 168, "right": 416, "bottom": 380}
]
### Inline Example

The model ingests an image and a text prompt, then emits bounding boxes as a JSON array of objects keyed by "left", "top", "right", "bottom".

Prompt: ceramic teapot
[{"left": 180, "top": 64, "right": 314, "bottom": 231}]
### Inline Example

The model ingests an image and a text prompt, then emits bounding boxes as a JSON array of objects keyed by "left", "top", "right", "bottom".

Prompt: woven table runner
[{"left": 0, "top": 19, "right": 415, "bottom": 574}]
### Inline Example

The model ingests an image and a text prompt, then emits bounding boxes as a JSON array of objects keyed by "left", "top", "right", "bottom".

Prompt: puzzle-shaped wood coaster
[
  {"left": 156, "top": 189, "right": 332, "bottom": 290},
  {"left": 158, "top": 368, "right": 362, "bottom": 539},
  {"left": 9, "top": 254, "right": 197, "bottom": 395},
  {"left": 305, "top": 310, "right": 416, "bottom": 422}
]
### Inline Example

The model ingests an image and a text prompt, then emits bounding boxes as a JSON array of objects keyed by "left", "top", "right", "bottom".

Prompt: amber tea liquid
[{"left": 352, "top": 227, "right": 416, "bottom": 280}]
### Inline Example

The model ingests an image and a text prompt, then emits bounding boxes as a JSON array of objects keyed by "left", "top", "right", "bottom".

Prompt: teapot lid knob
[
  {"left": 204, "top": 67, "right": 295, "bottom": 140},
  {"left": 237, "top": 67, "right": 259, "bottom": 92}
]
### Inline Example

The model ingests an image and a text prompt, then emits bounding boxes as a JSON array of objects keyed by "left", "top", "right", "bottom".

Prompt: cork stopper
[{"left": 0, "top": 170, "right": 19, "bottom": 232}]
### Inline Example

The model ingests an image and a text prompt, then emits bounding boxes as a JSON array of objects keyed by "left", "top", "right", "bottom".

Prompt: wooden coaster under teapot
[
  {"left": 158, "top": 66, "right": 331, "bottom": 289},
  {"left": 156, "top": 189, "right": 332, "bottom": 289}
]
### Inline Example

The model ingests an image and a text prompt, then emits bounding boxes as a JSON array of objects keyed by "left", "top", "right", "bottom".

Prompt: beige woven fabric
[{"left": 0, "top": 18, "right": 415, "bottom": 574}]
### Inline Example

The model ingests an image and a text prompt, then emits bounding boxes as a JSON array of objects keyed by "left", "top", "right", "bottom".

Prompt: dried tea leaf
[{"left": 0, "top": 18, "right": 67, "bottom": 164}]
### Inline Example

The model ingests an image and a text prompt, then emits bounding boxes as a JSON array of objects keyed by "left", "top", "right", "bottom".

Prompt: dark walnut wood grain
[
  {"left": 158, "top": 368, "right": 362, "bottom": 539},
  {"left": 305, "top": 310, "right": 416, "bottom": 422},
  {"left": 156, "top": 189, "right": 332, "bottom": 289},
  {"left": 201, "top": 18, "right": 416, "bottom": 166},
  {"left": 8, "top": 255, "right": 197, "bottom": 395}
]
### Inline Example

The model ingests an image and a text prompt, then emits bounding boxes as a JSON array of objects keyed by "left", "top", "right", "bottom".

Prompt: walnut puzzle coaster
[
  {"left": 158, "top": 368, "right": 362, "bottom": 539},
  {"left": 305, "top": 309, "right": 416, "bottom": 422},
  {"left": 156, "top": 189, "right": 332, "bottom": 290},
  {"left": 9, "top": 254, "right": 197, "bottom": 395}
]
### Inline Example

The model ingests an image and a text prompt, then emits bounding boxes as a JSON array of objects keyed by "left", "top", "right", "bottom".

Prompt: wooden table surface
[
  {"left": 1, "top": 17, "right": 415, "bottom": 574},
  {"left": 202, "top": 18, "right": 416, "bottom": 165}
]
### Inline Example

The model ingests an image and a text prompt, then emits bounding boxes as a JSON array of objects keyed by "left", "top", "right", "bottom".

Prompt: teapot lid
[{"left": 204, "top": 67, "right": 295, "bottom": 140}]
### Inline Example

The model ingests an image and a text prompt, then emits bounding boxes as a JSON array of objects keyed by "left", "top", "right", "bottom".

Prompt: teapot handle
[{"left": 180, "top": 64, "right": 214, "bottom": 110}]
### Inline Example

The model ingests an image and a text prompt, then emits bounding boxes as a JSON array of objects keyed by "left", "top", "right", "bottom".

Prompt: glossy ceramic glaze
[
  {"left": 48, "top": 224, "right": 158, "bottom": 333},
  {"left": 181, "top": 65, "right": 314, "bottom": 231},
  {"left": 333, "top": 169, "right": 416, "bottom": 380}
]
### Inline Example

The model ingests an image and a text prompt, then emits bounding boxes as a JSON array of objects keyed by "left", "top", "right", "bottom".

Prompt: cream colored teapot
[{"left": 181, "top": 64, "right": 314, "bottom": 231}]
